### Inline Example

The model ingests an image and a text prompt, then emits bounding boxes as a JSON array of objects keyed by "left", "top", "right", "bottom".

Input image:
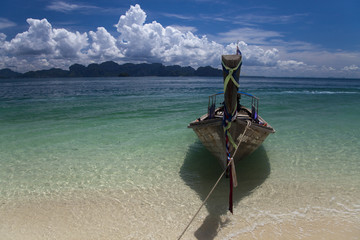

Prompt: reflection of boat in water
[{"left": 188, "top": 54, "right": 275, "bottom": 170}]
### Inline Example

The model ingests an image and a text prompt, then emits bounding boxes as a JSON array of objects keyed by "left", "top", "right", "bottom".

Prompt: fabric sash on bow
[{"left": 222, "top": 60, "right": 242, "bottom": 93}]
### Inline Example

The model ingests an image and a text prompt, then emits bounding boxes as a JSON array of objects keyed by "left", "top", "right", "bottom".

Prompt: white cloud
[
  {"left": 234, "top": 41, "right": 279, "bottom": 67},
  {"left": 0, "top": 33, "right": 6, "bottom": 47},
  {"left": 277, "top": 60, "right": 306, "bottom": 68},
  {"left": 47, "top": 1, "right": 80, "bottom": 12},
  {"left": 114, "top": 4, "right": 227, "bottom": 67},
  {"left": 276, "top": 60, "right": 308, "bottom": 72},
  {"left": 88, "top": 27, "right": 124, "bottom": 60},
  {"left": 232, "top": 13, "right": 308, "bottom": 26},
  {"left": 215, "top": 27, "right": 283, "bottom": 45},
  {"left": 52, "top": 27, "right": 88, "bottom": 58},
  {"left": 161, "top": 13, "right": 195, "bottom": 21},
  {"left": 0, "top": 4, "right": 359, "bottom": 78},
  {"left": 342, "top": 65, "right": 359, "bottom": 71},
  {"left": 0, "top": 18, "right": 89, "bottom": 71},
  {"left": 0, "top": 33, "right": 6, "bottom": 40},
  {"left": 116, "top": 4, "right": 147, "bottom": 29},
  {"left": 4, "top": 18, "right": 88, "bottom": 58},
  {"left": 278, "top": 49, "right": 360, "bottom": 75},
  {"left": 47, "top": 1, "right": 99, "bottom": 13},
  {"left": 214, "top": 25, "right": 360, "bottom": 77},
  {"left": 4, "top": 18, "right": 56, "bottom": 55},
  {"left": 0, "top": 18, "right": 16, "bottom": 29},
  {"left": 169, "top": 25, "right": 197, "bottom": 33}
]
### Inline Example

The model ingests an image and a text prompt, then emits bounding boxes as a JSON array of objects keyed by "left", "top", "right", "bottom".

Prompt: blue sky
[{"left": 0, "top": 0, "right": 359, "bottom": 77}]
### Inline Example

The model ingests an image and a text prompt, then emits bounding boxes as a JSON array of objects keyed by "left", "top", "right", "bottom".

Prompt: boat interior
[{"left": 197, "top": 91, "right": 271, "bottom": 127}]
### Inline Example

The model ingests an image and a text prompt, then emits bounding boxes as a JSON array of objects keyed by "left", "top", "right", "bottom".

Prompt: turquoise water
[{"left": 1, "top": 76, "right": 359, "bottom": 238}]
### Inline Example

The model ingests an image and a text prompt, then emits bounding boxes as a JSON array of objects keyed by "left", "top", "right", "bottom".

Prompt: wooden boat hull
[
  {"left": 189, "top": 54, "right": 274, "bottom": 170},
  {"left": 188, "top": 116, "right": 274, "bottom": 170}
]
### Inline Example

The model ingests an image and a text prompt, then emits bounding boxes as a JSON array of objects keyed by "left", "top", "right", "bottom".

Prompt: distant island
[{"left": 0, "top": 61, "right": 223, "bottom": 79}]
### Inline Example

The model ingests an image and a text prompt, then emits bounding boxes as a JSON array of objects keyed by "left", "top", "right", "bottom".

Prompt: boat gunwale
[{"left": 188, "top": 116, "right": 275, "bottom": 133}]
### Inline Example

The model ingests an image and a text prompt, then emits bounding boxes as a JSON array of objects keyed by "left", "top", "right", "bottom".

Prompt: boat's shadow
[{"left": 179, "top": 141, "right": 270, "bottom": 240}]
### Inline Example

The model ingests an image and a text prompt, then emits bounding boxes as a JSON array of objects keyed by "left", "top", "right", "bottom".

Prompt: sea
[{"left": 0, "top": 76, "right": 359, "bottom": 239}]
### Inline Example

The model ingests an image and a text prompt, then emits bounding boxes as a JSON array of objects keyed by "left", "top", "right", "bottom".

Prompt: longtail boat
[{"left": 188, "top": 54, "right": 275, "bottom": 171}]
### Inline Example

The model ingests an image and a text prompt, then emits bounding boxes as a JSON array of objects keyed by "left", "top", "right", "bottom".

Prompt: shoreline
[{"left": 1, "top": 188, "right": 359, "bottom": 240}]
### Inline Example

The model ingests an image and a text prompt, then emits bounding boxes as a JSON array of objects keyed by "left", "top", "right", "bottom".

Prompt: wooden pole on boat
[
  {"left": 222, "top": 55, "right": 241, "bottom": 114},
  {"left": 221, "top": 54, "right": 242, "bottom": 213}
]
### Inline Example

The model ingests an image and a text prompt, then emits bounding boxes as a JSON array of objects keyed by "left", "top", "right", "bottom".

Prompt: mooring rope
[
  {"left": 177, "top": 120, "right": 251, "bottom": 240},
  {"left": 233, "top": 120, "right": 251, "bottom": 158},
  {"left": 177, "top": 158, "right": 233, "bottom": 240}
]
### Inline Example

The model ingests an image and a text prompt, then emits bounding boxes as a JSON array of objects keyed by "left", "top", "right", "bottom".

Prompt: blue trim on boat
[
  {"left": 214, "top": 91, "right": 255, "bottom": 98},
  {"left": 237, "top": 91, "right": 254, "bottom": 97}
]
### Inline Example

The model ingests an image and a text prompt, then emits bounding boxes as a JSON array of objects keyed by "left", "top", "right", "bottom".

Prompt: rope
[
  {"left": 233, "top": 120, "right": 251, "bottom": 158},
  {"left": 177, "top": 158, "right": 233, "bottom": 240},
  {"left": 177, "top": 120, "right": 251, "bottom": 240},
  {"left": 222, "top": 60, "right": 242, "bottom": 93}
]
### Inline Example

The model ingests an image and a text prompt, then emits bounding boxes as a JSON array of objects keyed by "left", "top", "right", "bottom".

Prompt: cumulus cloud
[
  {"left": 0, "top": 33, "right": 6, "bottom": 46},
  {"left": 277, "top": 60, "right": 306, "bottom": 69},
  {"left": 53, "top": 28, "right": 88, "bottom": 58},
  {"left": 234, "top": 41, "right": 279, "bottom": 66},
  {"left": 0, "top": 4, "right": 358, "bottom": 77},
  {"left": 4, "top": 18, "right": 56, "bottom": 55},
  {"left": 115, "top": 4, "right": 226, "bottom": 67},
  {"left": 0, "top": 4, "right": 235, "bottom": 71},
  {"left": 342, "top": 65, "right": 359, "bottom": 71},
  {"left": 88, "top": 27, "right": 124, "bottom": 60},
  {"left": 113, "top": 4, "right": 280, "bottom": 68},
  {"left": 3, "top": 18, "right": 88, "bottom": 58},
  {"left": 0, "top": 18, "right": 89, "bottom": 71}
]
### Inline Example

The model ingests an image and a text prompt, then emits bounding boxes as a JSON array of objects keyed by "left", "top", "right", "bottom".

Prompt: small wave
[{"left": 280, "top": 90, "right": 358, "bottom": 95}]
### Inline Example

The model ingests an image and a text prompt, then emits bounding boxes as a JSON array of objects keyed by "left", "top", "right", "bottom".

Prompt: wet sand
[{"left": 1, "top": 189, "right": 359, "bottom": 240}]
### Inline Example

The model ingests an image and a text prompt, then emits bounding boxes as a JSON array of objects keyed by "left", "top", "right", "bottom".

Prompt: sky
[{"left": 0, "top": 0, "right": 359, "bottom": 78}]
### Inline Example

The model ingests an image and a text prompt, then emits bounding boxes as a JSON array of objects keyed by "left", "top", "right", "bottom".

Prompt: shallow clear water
[{"left": 0, "top": 76, "right": 359, "bottom": 239}]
